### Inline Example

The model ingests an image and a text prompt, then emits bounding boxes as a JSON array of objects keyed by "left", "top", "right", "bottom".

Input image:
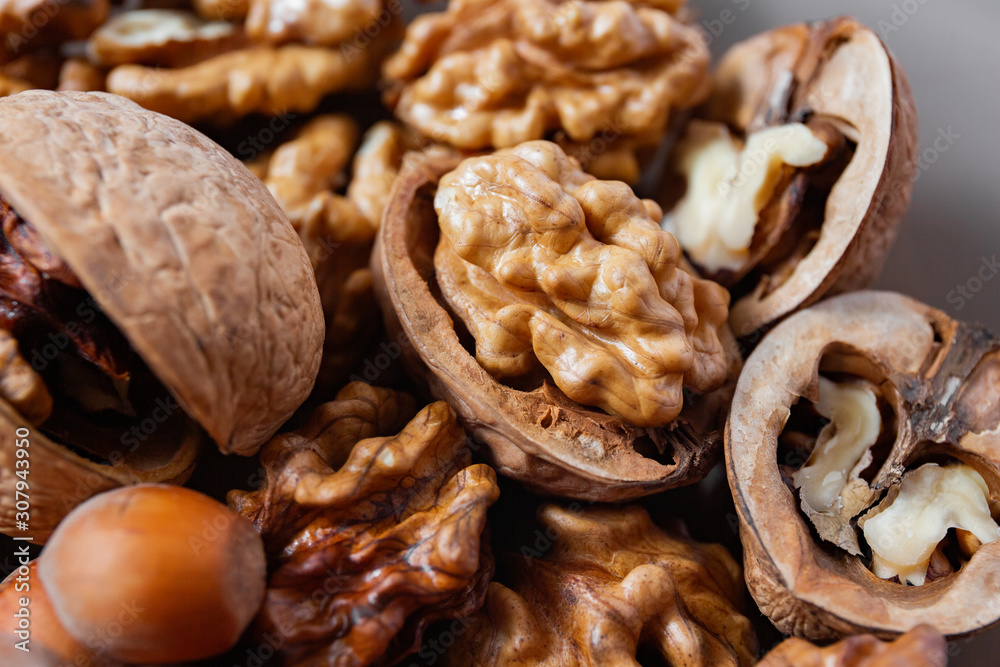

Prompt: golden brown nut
[
  {"left": 0, "top": 91, "right": 324, "bottom": 540},
  {"left": 229, "top": 382, "right": 500, "bottom": 667},
  {"left": 246, "top": 0, "right": 383, "bottom": 47},
  {"left": 255, "top": 117, "right": 423, "bottom": 394},
  {"left": 193, "top": 0, "right": 248, "bottom": 21},
  {"left": 435, "top": 141, "right": 729, "bottom": 427},
  {"left": 443, "top": 504, "right": 757, "bottom": 666},
  {"left": 55, "top": 58, "right": 105, "bottom": 92},
  {"left": 88, "top": 9, "right": 245, "bottom": 68},
  {"left": 0, "top": 561, "right": 114, "bottom": 667},
  {"left": 374, "top": 144, "right": 741, "bottom": 501},
  {"left": 662, "top": 17, "right": 918, "bottom": 337},
  {"left": 106, "top": 43, "right": 383, "bottom": 124},
  {"left": 758, "top": 624, "right": 947, "bottom": 667},
  {"left": 0, "top": 0, "right": 109, "bottom": 56},
  {"left": 383, "top": 0, "right": 710, "bottom": 182},
  {"left": 0, "top": 74, "right": 30, "bottom": 96},
  {"left": 39, "top": 485, "right": 267, "bottom": 664},
  {"left": 727, "top": 290, "right": 1000, "bottom": 639}
]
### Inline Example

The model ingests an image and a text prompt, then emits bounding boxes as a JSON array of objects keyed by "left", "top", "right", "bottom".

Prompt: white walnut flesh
[
  {"left": 862, "top": 464, "right": 1000, "bottom": 586},
  {"left": 793, "top": 378, "right": 881, "bottom": 516},
  {"left": 665, "top": 121, "right": 828, "bottom": 272}
]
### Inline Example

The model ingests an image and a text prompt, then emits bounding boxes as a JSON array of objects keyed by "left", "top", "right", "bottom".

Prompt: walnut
[
  {"left": 382, "top": 0, "right": 710, "bottom": 183},
  {"left": 759, "top": 624, "right": 947, "bottom": 667},
  {"left": 0, "top": 51, "right": 61, "bottom": 90},
  {"left": 442, "top": 504, "right": 757, "bottom": 666},
  {"left": 0, "top": 91, "right": 324, "bottom": 541},
  {"left": 374, "top": 144, "right": 741, "bottom": 501},
  {"left": 55, "top": 58, "right": 106, "bottom": 92},
  {"left": 727, "top": 290, "right": 1000, "bottom": 639},
  {"left": 193, "top": 0, "right": 248, "bottom": 22},
  {"left": 254, "top": 116, "right": 423, "bottom": 395},
  {"left": 0, "top": 0, "right": 108, "bottom": 57},
  {"left": 229, "top": 382, "right": 500, "bottom": 666},
  {"left": 105, "top": 43, "right": 384, "bottom": 124},
  {"left": 87, "top": 9, "right": 246, "bottom": 68},
  {"left": 662, "top": 18, "right": 918, "bottom": 337},
  {"left": 0, "top": 74, "right": 30, "bottom": 96},
  {"left": 434, "top": 141, "right": 729, "bottom": 427},
  {"left": 246, "top": 0, "right": 383, "bottom": 47}
]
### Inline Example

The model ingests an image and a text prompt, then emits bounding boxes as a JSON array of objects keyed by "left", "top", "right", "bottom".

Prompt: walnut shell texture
[
  {"left": 692, "top": 17, "right": 918, "bottom": 337},
  {"left": 443, "top": 504, "right": 758, "bottom": 666},
  {"left": 0, "top": 91, "right": 324, "bottom": 456},
  {"left": 727, "top": 290, "right": 1000, "bottom": 639},
  {"left": 759, "top": 624, "right": 947, "bottom": 667},
  {"left": 373, "top": 148, "right": 741, "bottom": 501},
  {"left": 229, "top": 382, "right": 499, "bottom": 666}
]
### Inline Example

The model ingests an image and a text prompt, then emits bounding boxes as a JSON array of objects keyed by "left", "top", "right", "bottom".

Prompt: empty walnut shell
[
  {"left": 373, "top": 148, "right": 741, "bottom": 501},
  {"left": 669, "top": 17, "right": 917, "bottom": 338},
  {"left": 0, "top": 91, "right": 323, "bottom": 540},
  {"left": 442, "top": 503, "right": 758, "bottom": 666},
  {"left": 759, "top": 624, "right": 947, "bottom": 667},
  {"left": 229, "top": 382, "right": 499, "bottom": 666},
  {"left": 727, "top": 290, "right": 1000, "bottom": 639}
]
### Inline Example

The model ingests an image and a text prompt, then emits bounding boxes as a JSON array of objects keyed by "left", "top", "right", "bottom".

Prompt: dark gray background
[{"left": 691, "top": 1, "right": 999, "bottom": 662}]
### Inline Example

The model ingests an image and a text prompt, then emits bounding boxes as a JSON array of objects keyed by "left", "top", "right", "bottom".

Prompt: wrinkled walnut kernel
[
  {"left": 383, "top": 0, "right": 710, "bottom": 182},
  {"left": 434, "top": 141, "right": 729, "bottom": 427},
  {"left": 255, "top": 117, "right": 422, "bottom": 394},
  {"left": 247, "top": 0, "right": 384, "bottom": 47},
  {"left": 229, "top": 383, "right": 499, "bottom": 666},
  {"left": 107, "top": 44, "right": 382, "bottom": 124},
  {"left": 443, "top": 504, "right": 757, "bottom": 666}
]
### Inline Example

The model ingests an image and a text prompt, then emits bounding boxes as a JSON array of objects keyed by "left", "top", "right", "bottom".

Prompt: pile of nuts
[{"left": 0, "top": 1, "right": 992, "bottom": 666}]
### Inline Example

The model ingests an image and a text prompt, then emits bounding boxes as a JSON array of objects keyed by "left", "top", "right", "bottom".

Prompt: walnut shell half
[
  {"left": 759, "top": 624, "right": 947, "bottom": 667},
  {"left": 373, "top": 147, "right": 741, "bottom": 501},
  {"left": 664, "top": 17, "right": 918, "bottom": 338},
  {"left": 727, "top": 290, "right": 1000, "bottom": 639},
  {"left": 0, "top": 91, "right": 323, "bottom": 539}
]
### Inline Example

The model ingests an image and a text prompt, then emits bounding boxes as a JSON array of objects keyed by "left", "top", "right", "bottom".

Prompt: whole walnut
[{"left": 0, "top": 91, "right": 324, "bottom": 541}]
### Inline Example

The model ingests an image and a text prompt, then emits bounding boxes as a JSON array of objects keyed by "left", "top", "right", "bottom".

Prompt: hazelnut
[
  {"left": 0, "top": 560, "right": 112, "bottom": 667},
  {"left": 38, "top": 484, "right": 266, "bottom": 664}
]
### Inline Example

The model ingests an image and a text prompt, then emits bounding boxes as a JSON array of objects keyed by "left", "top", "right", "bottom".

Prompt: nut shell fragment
[
  {"left": 374, "top": 147, "right": 741, "bottom": 501},
  {"left": 443, "top": 504, "right": 757, "bottom": 666},
  {"left": 727, "top": 290, "right": 1000, "bottom": 639},
  {"left": 229, "top": 383, "right": 500, "bottom": 666},
  {"left": 0, "top": 91, "right": 324, "bottom": 459},
  {"left": 675, "top": 18, "right": 918, "bottom": 337},
  {"left": 758, "top": 624, "right": 947, "bottom": 667}
]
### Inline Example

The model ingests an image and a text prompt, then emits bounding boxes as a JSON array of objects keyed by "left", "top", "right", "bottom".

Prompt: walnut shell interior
[
  {"left": 373, "top": 149, "right": 740, "bottom": 501},
  {"left": 665, "top": 17, "right": 918, "bottom": 338},
  {"left": 727, "top": 290, "right": 1000, "bottom": 639}
]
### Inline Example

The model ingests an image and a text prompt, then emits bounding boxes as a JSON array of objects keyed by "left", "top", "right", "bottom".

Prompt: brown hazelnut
[
  {"left": 38, "top": 484, "right": 266, "bottom": 664},
  {"left": 727, "top": 290, "right": 1000, "bottom": 639},
  {"left": 0, "top": 91, "right": 324, "bottom": 540},
  {"left": 0, "top": 560, "right": 114, "bottom": 666}
]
